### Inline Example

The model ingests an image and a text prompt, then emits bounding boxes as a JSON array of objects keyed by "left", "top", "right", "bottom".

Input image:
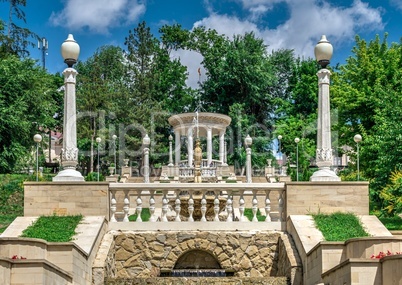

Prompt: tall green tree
[
  {"left": 75, "top": 45, "right": 127, "bottom": 172},
  {"left": 0, "top": 55, "right": 61, "bottom": 172},
  {"left": 273, "top": 58, "right": 318, "bottom": 180},
  {"left": 331, "top": 34, "right": 402, "bottom": 209}
]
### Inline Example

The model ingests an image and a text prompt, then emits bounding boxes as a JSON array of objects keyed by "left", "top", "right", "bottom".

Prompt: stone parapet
[
  {"left": 285, "top": 181, "right": 369, "bottom": 216},
  {"left": 24, "top": 182, "right": 109, "bottom": 218}
]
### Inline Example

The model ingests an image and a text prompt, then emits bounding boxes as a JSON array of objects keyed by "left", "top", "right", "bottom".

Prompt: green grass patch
[
  {"left": 0, "top": 174, "right": 55, "bottom": 233},
  {"left": 20, "top": 215, "right": 83, "bottom": 242},
  {"left": 244, "top": 208, "right": 266, "bottom": 221},
  {"left": 0, "top": 174, "right": 26, "bottom": 233},
  {"left": 129, "top": 208, "right": 151, "bottom": 222},
  {"left": 312, "top": 212, "right": 370, "bottom": 241},
  {"left": 378, "top": 216, "right": 402, "bottom": 231}
]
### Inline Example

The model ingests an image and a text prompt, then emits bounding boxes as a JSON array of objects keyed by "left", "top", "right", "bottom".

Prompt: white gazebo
[{"left": 168, "top": 112, "right": 231, "bottom": 168}]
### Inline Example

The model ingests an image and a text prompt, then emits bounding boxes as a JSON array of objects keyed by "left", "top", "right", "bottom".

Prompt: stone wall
[
  {"left": 24, "top": 182, "right": 109, "bottom": 218},
  {"left": 108, "top": 231, "right": 283, "bottom": 279},
  {"left": 286, "top": 181, "right": 369, "bottom": 216},
  {"left": 105, "top": 277, "right": 288, "bottom": 284},
  {"left": 276, "top": 233, "right": 303, "bottom": 284}
]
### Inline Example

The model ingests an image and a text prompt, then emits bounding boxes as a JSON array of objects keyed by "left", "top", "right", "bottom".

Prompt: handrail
[{"left": 108, "top": 183, "right": 286, "bottom": 230}]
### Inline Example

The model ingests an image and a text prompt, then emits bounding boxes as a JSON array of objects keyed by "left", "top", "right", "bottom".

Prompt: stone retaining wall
[
  {"left": 105, "top": 277, "right": 288, "bottom": 284},
  {"left": 108, "top": 231, "right": 285, "bottom": 279}
]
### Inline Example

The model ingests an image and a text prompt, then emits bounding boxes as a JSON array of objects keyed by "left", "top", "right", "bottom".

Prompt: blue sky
[{"left": 1, "top": 0, "right": 401, "bottom": 87}]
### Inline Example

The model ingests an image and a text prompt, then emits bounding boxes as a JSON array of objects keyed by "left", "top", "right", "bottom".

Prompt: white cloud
[
  {"left": 50, "top": 0, "right": 146, "bottom": 34},
  {"left": 193, "top": 0, "right": 383, "bottom": 59},
  {"left": 170, "top": 49, "right": 205, "bottom": 90},
  {"left": 390, "top": 0, "right": 402, "bottom": 10}
]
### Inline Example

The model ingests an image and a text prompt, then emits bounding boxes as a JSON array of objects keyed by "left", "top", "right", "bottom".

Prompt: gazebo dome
[{"left": 168, "top": 112, "right": 231, "bottom": 137}]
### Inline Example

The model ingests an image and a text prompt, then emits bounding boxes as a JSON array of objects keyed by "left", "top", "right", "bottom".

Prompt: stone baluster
[
  {"left": 136, "top": 191, "right": 143, "bottom": 222},
  {"left": 265, "top": 190, "right": 271, "bottom": 222},
  {"left": 213, "top": 191, "right": 220, "bottom": 221},
  {"left": 201, "top": 191, "right": 207, "bottom": 222},
  {"left": 188, "top": 192, "right": 194, "bottom": 222},
  {"left": 175, "top": 190, "right": 181, "bottom": 222},
  {"left": 252, "top": 189, "right": 258, "bottom": 222},
  {"left": 226, "top": 191, "right": 233, "bottom": 222},
  {"left": 149, "top": 190, "right": 156, "bottom": 222},
  {"left": 110, "top": 190, "right": 117, "bottom": 222},
  {"left": 161, "top": 190, "right": 168, "bottom": 222},
  {"left": 239, "top": 190, "right": 247, "bottom": 222},
  {"left": 278, "top": 190, "right": 284, "bottom": 222},
  {"left": 123, "top": 190, "right": 130, "bottom": 222}
]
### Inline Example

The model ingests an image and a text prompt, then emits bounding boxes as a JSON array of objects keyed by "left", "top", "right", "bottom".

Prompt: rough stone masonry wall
[{"left": 110, "top": 231, "right": 284, "bottom": 279}]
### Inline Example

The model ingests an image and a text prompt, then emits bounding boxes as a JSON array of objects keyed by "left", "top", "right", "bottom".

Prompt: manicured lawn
[
  {"left": 20, "top": 215, "right": 83, "bottom": 242},
  {"left": 312, "top": 212, "right": 370, "bottom": 241}
]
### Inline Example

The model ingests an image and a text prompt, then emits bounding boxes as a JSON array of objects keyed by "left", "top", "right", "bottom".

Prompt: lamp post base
[
  {"left": 310, "top": 167, "right": 340, "bottom": 181},
  {"left": 53, "top": 168, "right": 85, "bottom": 182}
]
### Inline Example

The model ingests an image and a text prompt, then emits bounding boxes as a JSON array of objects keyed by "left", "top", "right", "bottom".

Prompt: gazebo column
[
  {"left": 175, "top": 130, "right": 181, "bottom": 166},
  {"left": 188, "top": 131, "right": 193, "bottom": 167},
  {"left": 219, "top": 130, "right": 225, "bottom": 164},
  {"left": 207, "top": 128, "right": 212, "bottom": 165}
]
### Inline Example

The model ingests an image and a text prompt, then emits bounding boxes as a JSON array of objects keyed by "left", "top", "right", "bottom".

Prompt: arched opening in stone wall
[
  {"left": 175, "top": 249, "right": 221, "bottom": 269},
  {"left": 161, "top": 249, "right": 234, "bottom": 277}
]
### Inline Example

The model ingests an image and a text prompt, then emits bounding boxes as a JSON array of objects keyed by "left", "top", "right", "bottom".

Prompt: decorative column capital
[
  {"left": 317, "top": 68, "right": 331, "bottom": 84},
  {"left": 63, "top": 67, "right": 78, "bottom": 84}
]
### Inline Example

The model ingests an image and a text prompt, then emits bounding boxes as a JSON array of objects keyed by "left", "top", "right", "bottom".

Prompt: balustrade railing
[{"left": 108, "top": 183, "right": 285, "bottom": 229}]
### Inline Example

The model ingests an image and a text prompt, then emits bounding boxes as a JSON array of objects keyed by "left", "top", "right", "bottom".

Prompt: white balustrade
[{"left": 108, "top": 183, "right": 286, "bottom": 229}]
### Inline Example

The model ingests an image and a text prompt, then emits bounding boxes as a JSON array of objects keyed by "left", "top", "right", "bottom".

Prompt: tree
[
  {"left": 0, "top": 55, "right": 61, "bottom": 172},
  {"left": 273, "top": 58, "right": 318, "bottom": 180},
  {"left": 75, "top": 45, "right": 128, "bottom": 173},
  {"left": 1, "top": 0, "right": 38, "bottom": 57},
  {"left": 331, "top": 34, "right": 402, "bottom": 209}
]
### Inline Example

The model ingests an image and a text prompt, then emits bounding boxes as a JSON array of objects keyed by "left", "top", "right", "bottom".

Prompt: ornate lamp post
[
  {"left": 354, "top": 134, "right": 362, "bottom": 181},
  {"left": 310, "top": 35, "right": 340, "bottom": 181},
  {"left": 245, "top": 135, "right": 253, "bottom": 183},
  {"left": 143, "top": 134, "right": 151, "bottom": 183},
  {"left": 34, "top": 134, "right": 42, "bottom": 181},
  {"left": 168, "top": 134, "right": 173, "bottom": 167},
  {"left": 96, "top": 137, "right": 101, "bottom": 181},
  {"left": 53, "top": 34, "right": 84, "bottom": 181},
  {"left": 295, "top": 137, "right": 300, "bottom": 181},
  {"left": 277, "top": 135, "right": 282, "bottom": 175},
  {"left": 112, "top": 134, "right": 117, "bottom": 173}
]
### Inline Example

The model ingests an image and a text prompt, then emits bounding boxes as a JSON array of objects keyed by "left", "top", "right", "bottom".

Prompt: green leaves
[{"left": 0, "top": 56, "right": 61, "bottom": 172}]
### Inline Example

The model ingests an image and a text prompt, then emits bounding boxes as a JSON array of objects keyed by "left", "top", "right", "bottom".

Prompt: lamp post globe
[
  {"left": 34, "top": 134, "right": 43, "bottom": 144},
  {"left": 314, "top": 35, "right": 333, "bottom": 68},
  {"left": 143, "top": 134, "right": 151, "bottom": 147},
  {"left": 34, "top": 134, "right": 42, "bottom": 182},
  {"left": 61, "top": 34, "right": 80, "bottom": 67},
  {"left": 354, "top": 134, "right": 362, "bottom": 144},
  {"left": 244, "top": 135, "right": 252, "bottom": 148}
]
